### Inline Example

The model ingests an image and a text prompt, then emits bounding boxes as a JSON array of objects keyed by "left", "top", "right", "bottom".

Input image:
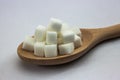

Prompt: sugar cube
[
  {"left": 59, "top": 43, "right": 74, "bottom": 55},
  {"left": 34, "top": 25, "right": 46, "bottom": 42},
  {"left": 61, "top": 23, "right": 69, "bottom": 31},
  {"left": 71, "top": 27, "right": 81, "bottom": 37},
  {"left": 46, "top": 31, "right": 57, "bottom": 44},
  {"left": 44, "top": 44, "right": 57, "bottom": 57},
  {"left": 48, "top": 18, "right": 62, "bottom": 32},
  {"left": 34, "top": 42, "right": 45, "bottom": 57},
  {"left": 61, "top": 31, "right": 75, "bottom": 43},
  {"left": 74, "top": 35, "right": 82, "bottom": 48},
  {"left": 22, "top": 36, "right": 35, "bottom": 51}
]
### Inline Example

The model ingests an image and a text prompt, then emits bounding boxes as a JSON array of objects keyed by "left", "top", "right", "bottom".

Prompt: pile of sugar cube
[{"left": 22, "top": 18, "right": 82, "bottom": 57}]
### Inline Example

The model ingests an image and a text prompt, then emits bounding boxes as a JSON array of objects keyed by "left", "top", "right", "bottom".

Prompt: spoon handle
[{"left": 92, "top": 24, "right": 120, "bottom": 42}]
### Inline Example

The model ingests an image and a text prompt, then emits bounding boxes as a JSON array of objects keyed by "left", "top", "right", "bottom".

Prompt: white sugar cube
[
  {"left": 59, "top": 43, "right": 74, "bottom": 55},
  {"left": 44, "top": 44, "right": 57, "bottom": 57},
  {"left": 61, "top": 23, "right": 69, "bottom": 31},
  {"left": 34, "top": 25, "right": 46, "bottom": 42},
  {"left": 74, "top": 35, "right": 82, "bottom": 48},
  {"left": 34, "top": 42, "right": 45, "bottom": 57},
  {"left": 48, "top": 18, "right": 62, "bottom": 32},
  {"left": 61, "top": 31, "right": 75, "bottom": 43},
  {"left": 46, "top": 31, "right": 57, "bottom": 44},
  {"left": 22, "top": 36, "right": 35, "bottom": 51},
  {"left": 71, "top": 27, "right": 81, "bottom": 37}
]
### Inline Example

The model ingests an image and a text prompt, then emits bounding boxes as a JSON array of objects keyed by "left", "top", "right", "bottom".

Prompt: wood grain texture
[{"left": 17, "top": 24, "right": 120, "bottom": 65}]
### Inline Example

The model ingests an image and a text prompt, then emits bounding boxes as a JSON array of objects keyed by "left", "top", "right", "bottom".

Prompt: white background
[{"left": 0, "top": 0, "right": 120, "bottom": 80}]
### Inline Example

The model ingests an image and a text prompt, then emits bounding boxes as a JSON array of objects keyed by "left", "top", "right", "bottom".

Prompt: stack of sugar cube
[{"left": 22, "top": 18, "right": 82, "bottom": 57}]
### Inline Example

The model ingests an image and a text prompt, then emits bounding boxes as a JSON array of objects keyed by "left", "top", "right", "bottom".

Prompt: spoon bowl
[{"left": 17, "top": 24, "right": 120, "bottom": 65}]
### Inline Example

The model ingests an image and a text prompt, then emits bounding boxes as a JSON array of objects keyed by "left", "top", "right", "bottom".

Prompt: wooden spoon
[{"left": 17, "top": 24, "right": 120, "bottom": 65}]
